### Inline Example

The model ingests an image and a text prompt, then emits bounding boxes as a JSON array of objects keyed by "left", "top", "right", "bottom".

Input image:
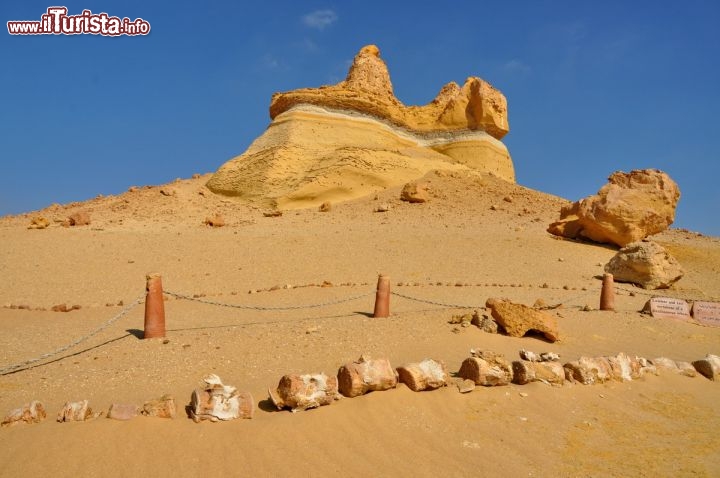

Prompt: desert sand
[{"left": 1, "top": 170, "right": 719, "bottom": 477}]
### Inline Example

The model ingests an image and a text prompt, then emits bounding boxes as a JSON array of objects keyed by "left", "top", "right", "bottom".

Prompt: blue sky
[{"left": 2, "top": 1, "right": 719, "bottom": 235}]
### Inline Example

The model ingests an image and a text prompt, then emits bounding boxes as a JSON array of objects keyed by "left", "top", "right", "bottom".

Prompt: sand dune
[{"left": 1, "top": 171, "right": 719, "bottom": 477}]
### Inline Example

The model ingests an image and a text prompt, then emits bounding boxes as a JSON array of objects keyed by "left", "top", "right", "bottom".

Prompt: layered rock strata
[{"left": 207, "top": 45, "right": 515, "bottom": 209}]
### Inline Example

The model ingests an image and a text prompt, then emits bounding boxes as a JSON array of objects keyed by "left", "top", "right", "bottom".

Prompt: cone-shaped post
[
  {"left": 600, "top": 273, "right": 615, "bottom": 311},
  {"left": 373, "top": 274, "right": 390, "bottom": 318},
  {"left": 144, "top": 273, "right": 166, "bottom": 338}
]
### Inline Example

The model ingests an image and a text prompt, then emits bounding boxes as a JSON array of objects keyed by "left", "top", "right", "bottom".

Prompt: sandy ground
[{"left": 1, "top": 171, "right": 719, "bottom": 477}]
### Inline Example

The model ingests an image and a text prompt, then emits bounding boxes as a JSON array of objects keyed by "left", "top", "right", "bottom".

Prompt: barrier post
[
  {"left": 373, "top": 274, "right": 390, "bottom": 318},
  {"left": 144, "top": 273, "right": 166, "bottom": 338},
  {"left": 599, "top": 273, "right": 615, "bottom": 311}
]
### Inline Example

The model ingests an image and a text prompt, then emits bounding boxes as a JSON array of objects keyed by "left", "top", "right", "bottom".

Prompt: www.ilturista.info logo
[{"left": 7, "top": 7, "right": 150, "bottom": 36}]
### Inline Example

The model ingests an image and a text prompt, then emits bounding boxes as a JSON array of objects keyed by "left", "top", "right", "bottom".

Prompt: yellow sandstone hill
[{"left": 207, "top": 45, "right": 515, "bottom": 209}]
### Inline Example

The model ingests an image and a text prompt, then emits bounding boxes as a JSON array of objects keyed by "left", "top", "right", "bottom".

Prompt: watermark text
[{"left": 7, "top": 7, "right": 151, "bottom": 36}]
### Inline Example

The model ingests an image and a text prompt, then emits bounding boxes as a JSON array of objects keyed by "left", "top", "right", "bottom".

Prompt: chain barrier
[
  {"left": 0, "top": 295, "right": 144, "bottom": 376},
  {"left": 2, "top": 279, "right": 714, "bottom": 376},
  {"left": 392, "top": 287, "right": 600, "bottom": 310},
  {"left": 614, "top": 285, "right": 718, "bottom": 303},
  {"left": 555, "top": 289, "right": 598, "bottom": 307},
  {"left": 390, "top": 291, "right": 487, "bottom": 309},
  {"left": 164, "top": 289, "right": 374, "bottom": 311}
]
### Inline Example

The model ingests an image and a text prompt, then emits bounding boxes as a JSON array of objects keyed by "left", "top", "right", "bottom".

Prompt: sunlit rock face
[{"left": 207, "top": 45, "right": 515, "bottom": 209}]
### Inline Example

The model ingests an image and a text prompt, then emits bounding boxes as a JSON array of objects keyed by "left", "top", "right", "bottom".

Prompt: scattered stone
[
  {"left": 449, "top": 312, "right": 473, "bottom": 326},
  {"left": 396, "top": 358, "right": 448, "bottom": 392},
  {"left": 503, "top": 196, "right": 513, "bottom": 203},
  {"left": 533, "top": 298, "right": 548, "bottom": 309},
  {"left": 28, "top": 217, "right": 50, "bottom": 230},
  {"left": 605, "top": 241, "right": 684, "bottom": 289},
  {"left": 203, "top": 215, "right": 225, "bottom": 228},
  {"left": 2, "top": 401, "right": 46, "bottom": 427},
  {"left": 68, "top": 211, "right": 91, "bottom": 226},
  {"left": 519, "top": 349, "right": 539, "bottom": 362},
  {"left": 192, "top": 173, "right": 201, "bottom": 179},
  {"left": 337, "top": 355, "right": 398, "bottom": 398},
  {"left": 400, "top": 182, "right": 430, "bottom": 203},
  {"left": 263, "top": 210, "right": 283, "bottom": 217},
  {"left": 692, "top": 354, "right": 720, "bottom": 381},
  {"left": 159, "top": 188, "right": 176, "bottom": 197},
  {"left": 142, "top": 395, "right": 176, "bottom": 418},
  {"left": 490, "top": 204, "right": 498, "bottom": 211},
  {"left": 57, "top": 400, "right": 101, "bottom": 422},
  {"left": 456, "top": 379, "right": 476, "bottom": 394},
  {"left": 319, "top": 201, "right": 332, "bottom": 212},
  {"left": 547, "top": 169, "right": 680, "bottom": 247},
  {"left": 485, "top": 298, "right": 559, "bottom": 342},
  {"left": 189, "top": 375, "right": 254, "bottom": 422},
  {"left": 269, "top": 373, "right": 339, "bottom": 412},
  {"left": 107, "top": 404, "right": 138, "bottom": 421},
  {"left": 374, "top": 204, "right": 390, "bottom": 213},
  {"left": 512, "top": 360, "right": 565, "bottom": 385},
  {"left": 540, "top": 352, "right": 560, "bottom": 362},
  {"left": 519, "top": 349, "right": 560, "bottom": 362},
  {"left": 458, "top": 351, "right": 513, "bottom": 386},
  {"left": 470, "top": 311, "right": 499, "bottom": 334}
]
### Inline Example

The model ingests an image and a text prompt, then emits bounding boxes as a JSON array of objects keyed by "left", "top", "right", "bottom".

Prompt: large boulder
[
  {"left": 207, "top": 45, "right": 515, "bottom": 210},
  {"left": 604, "top": 240, "right": 684, "bottom": 289},
  {"left": 548, "top": 169, "right": 680, "bottom": 247}
]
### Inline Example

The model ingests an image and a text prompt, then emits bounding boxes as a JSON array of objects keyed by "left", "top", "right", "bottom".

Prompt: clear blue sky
[{"left": 2, "top": 1, "right": 719, "bottom": 235}]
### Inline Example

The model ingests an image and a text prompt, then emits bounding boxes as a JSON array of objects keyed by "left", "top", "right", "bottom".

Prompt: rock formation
[
  {"left": 652, "top": 357, "right": 697, "bottom": 377},
  {"left": 458, "top": 350, "right": 513, "bottom": 386},
  {"left": 189, "top": 375, "right": 254, "bottom": 422},
  {"left": 604, "top": 240, "right": 684, "bottom": 289},
  {"left": 269, "top": 373, "right": 339, "bottom": 412},
  {"left": 547, "top": 169, "right": 680, "bottom": 247},
  {"left": 1, "top": 401, "right": 46, "bottom": 427},
  {"left": 396, "top": 358, "right": 448, "bottom": 392},
  {"left": 563, "top": 353, "right": 653, "bottom": 385},
  {"left": 692, "top": 354, "right": 720, "bottom": 381},
  {"left": 512, "top": 360, "right": 565, "bottom": 385},
  {"left": 485, "top": 298, "right": 559, "bottom": 342},
  {"left": 337, "top": 355, "right": 397, "bottom": 398},
  {"left": 56, "top": 400, "right": 101, "bottom": 422},
  {"left": 207, "top": 45, "right": 515, "bottom": 209}
]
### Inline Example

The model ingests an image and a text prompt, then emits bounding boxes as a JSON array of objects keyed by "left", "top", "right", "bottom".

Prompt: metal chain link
[
  {"left": 390, "top": 291, "right": 487, "bottom": 309},
  {"left": 392, "top": 288, "right": 601, "bottom": 310},
  {"left": 0, "top": 295, "right": 144, "bottom": 376},
  {"left": 555, "top": 289, "right": 599, "bottom": 306},
  {"left": 614, "top": 285, "right": 718, "bottom": 302},
  {"left": 164, "top": 289, "right": 374, "bottom": 311}
]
